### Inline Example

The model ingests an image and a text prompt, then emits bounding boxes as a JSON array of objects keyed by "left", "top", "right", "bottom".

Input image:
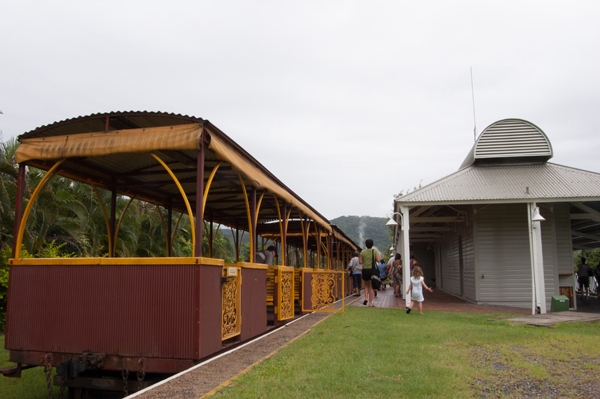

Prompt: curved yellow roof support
[
  {"left": 88, "top": 180, "right": 113, "bottom": 257},
  {"left": 238, "top": 173, "right": 253, "bottom": 261},
  {"left": 14, "top": 159, "right": 66, "bottom": 260},
  {"left": 112, "top": 195, "right": 137, "bottom": 257},
  {"left": 202, "top": 161, "right": 222, "bottom": 212},
  {"left": 273, "top": 195, "right": 283, "bottom": 265},
  {"left": 255, "top": 190, "right": 266, "bottom": 226},
  {"left": 151, "top": 153, "right": 195, "bottom": 251},
  {"left": 299, "top": 211, "right": 308, "bottom": 268}
]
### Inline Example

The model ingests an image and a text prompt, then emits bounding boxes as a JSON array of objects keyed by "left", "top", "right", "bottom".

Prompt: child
[{"left": 406, "top": 266, "right": 432, "bottom": 315}]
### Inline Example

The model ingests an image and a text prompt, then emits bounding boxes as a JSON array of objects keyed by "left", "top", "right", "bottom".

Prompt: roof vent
[{"left": 460, "top": 119, "right": 553, "bottom": 169}]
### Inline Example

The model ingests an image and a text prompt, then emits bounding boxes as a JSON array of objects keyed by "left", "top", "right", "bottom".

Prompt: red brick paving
[{"left": 348, "top": 285, "right": 530, "bottom": 314}]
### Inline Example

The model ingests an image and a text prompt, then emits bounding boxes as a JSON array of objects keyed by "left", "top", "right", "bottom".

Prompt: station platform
[{"left": 349, "top": 285, "right": 529, "bottom": 314}]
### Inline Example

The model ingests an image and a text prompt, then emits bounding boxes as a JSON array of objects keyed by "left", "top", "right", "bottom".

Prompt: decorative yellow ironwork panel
[
  {"left": 222, "top": 267, "right": 241, "bottom": 340},
  {"left": 302, "top": 270, "right": 344, "bottom": 313},
  {"left": 277, "top": 269, "right": 294, "bottom": 320}
]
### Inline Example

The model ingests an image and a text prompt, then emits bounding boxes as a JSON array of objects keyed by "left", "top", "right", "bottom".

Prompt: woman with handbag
[{"left": 359, "top": 238, "right": 381, "bottom": 307}]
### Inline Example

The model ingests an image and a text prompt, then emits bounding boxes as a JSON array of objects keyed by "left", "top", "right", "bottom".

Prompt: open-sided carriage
[{"left": 3, "top": 112, "right": 359, "bottom": 397}]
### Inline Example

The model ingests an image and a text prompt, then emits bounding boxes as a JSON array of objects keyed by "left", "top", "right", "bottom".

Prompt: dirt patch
[{"left": 471, "top": 345, "right": 600, "bottom": 398}]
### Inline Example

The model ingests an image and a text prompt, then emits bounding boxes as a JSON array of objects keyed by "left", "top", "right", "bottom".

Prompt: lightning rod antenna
[{"left": 470, "top": 67, "right": 477, "bottom": 142}]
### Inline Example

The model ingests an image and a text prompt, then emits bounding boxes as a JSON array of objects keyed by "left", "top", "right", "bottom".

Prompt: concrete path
[
  {"left": 349, "top": 284, "right": 531, "bottom": 314},
  {"left": 499, "top": 311, "right": 600, "bottom": 326}
]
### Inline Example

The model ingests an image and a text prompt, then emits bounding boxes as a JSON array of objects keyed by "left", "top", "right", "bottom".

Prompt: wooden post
[{"left": 194, "top": 130, "right": 205, "bottom": 257}]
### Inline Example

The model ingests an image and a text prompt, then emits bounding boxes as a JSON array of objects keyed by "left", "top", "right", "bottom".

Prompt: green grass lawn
[
  {"left": 211, "top": 307, "right": 600, "bottom": 398},
  {"left": 0, "top": 335, "right": 63, "bottom": 399},
  {"left": 1, "top": 309, "right": 599, "bottom": 398}
]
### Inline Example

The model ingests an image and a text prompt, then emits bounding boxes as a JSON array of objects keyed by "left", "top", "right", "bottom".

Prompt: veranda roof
[{"left": 397, "top": 163, "right": 600, "bottom": 205}]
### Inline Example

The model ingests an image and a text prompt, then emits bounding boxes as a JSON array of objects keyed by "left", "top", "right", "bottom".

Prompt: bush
[{"left": 0, "top": 242, "right": 73, "bottom": 332}]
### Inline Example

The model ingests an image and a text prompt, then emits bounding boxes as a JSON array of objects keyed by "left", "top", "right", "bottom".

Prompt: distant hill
[{"left": 330, "top": 215, "right": 392, "bottom": 254}]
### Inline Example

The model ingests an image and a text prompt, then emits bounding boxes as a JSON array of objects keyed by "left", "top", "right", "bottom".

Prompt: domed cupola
[{"left": 460, "top": 118, "right": 553, "bottom": 169}]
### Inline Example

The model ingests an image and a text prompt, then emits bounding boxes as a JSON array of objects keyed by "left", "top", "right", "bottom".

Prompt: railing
[
  {"left": 267, "top": 266, "right": 295, "bottom": 321},
  {"left": 302, "top": 269, "right": 344, "bottom": 313}
]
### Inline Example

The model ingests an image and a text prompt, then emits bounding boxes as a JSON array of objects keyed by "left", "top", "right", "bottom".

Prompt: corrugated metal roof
[
  {"left": 17, "top": 111, "right": 340, "bottom": 237},
  {"left": 397, "top": 163, "right": 600, "bottom": 204},
  {"left": 460, "top": 118, "right": 553, "bottom": 169}
]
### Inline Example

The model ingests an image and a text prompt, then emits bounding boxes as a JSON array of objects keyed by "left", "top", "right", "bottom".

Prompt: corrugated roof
[
  {"left": 397, "top": 163, "right": 600, "bottom": 205},
  {"left": 460, "top": 118, "right": 553, "bottom": 169},
  {"left": 16, "top": 111, "right": 336, "bottom": 235}
]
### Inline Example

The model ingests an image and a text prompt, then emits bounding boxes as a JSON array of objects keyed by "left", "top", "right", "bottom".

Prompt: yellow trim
[
  {"left": 284, "top": 206, "right": 292, "bottom": 266},
  {"left": 274, "top": 265, "right": 295, "bottom": 272},
  {"left": 151, "top": 153, "right": 195, "bottom": 251},
  {"left": 255, "top": 190, "right": 265, "bottom": 226},
  {"left": 113, "top": 195, "right": 137, "bottom": 257},
  {"left": 8, "top": 257, "right": 224, "bottom": 266},
  {"left": 203, "top": 161, "right": 222, "bottom": 212},
  {"left": 225, "top": 262, "right": 269, "bottom": 270},
  {"left": 155, "top": 205, "right": 169, "bottom": 256},
  {"left": 238, "top": 173, "right": 253, "bottom": 261},
  {"left": 14, "top": 159, "right": 66, "bottom": 260},
  {"left": 273, "top": 195, "right": 283, "bottom": 265},
  {"left": 89, "top": 181, "right": 113, "bottom": 257},
  {"left": 299, "top": 212, "right": 308, "bottom": 269}
]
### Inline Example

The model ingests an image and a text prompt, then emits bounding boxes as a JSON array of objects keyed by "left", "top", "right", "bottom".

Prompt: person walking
[
  {"left": 378, "top": 258, "right": 388, "bottom": 290},
  {"left": 409, "top": 255, "right": 418, "bottom": 274},
  {"left": 346, "top": 251, "right": 362, "bottom": 296},
  {"left": 390, "top": 254, "right": 403, "bottom": 297},
  {"left": 578, "top": 257, "right": 590, "bottom": 299},
  {"left": 406, "top": 266, "right": 433, "bottom": 315},
  {"left": 359, "top": 239, "right": 380, "bottom": 307}
]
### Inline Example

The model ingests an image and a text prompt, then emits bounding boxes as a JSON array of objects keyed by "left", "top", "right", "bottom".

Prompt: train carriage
[{"left": 3, "top": 111, "right": 359, "bottom": 397}]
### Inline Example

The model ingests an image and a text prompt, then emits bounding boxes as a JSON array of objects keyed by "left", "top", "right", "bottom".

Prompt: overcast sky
[{"left": 2, "top": 1, "right": 599, "bottom": 221}]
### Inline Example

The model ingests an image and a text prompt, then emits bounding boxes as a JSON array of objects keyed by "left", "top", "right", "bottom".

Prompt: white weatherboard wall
[
  {"left": 475, "top": 204, "right": 532, "bottom": 307},
  {"left": 411, "top": 243, "right": 436, "bottom": 287},
  {"left": 438, "top": 206, "right": 475, "bottom": 301},
  {"left": 553, "top": 203, "right": 575, "bottom": 276},
  {"left": 474, "top": 203, "right": 558, "bottom": 309}
]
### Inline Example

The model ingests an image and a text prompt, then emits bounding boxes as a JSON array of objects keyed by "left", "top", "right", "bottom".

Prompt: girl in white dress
[{"left": 405, "top": 266, "right": 433, "bottom": 315}]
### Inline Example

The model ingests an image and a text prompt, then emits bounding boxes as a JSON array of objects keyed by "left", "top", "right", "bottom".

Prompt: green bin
[{"left": 551, "top": 295, "right": 569, "bottom": 312}]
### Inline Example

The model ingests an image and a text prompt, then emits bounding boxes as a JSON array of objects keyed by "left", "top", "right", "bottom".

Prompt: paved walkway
[{"left": 349, "top": 285, "right": 531, "bottom": 314}]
